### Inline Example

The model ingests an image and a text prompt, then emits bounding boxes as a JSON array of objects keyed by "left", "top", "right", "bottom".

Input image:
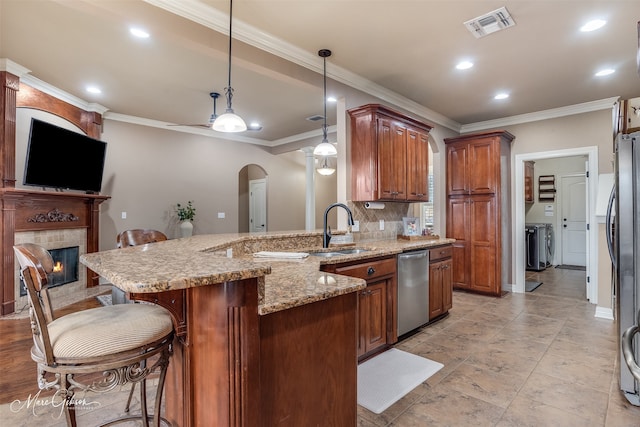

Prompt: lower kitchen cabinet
[
  {"left": 429, "top": 245, "right": 453, "bottom": 321},
  {"left": 359, "top": 280, "right": 387, "bottom": 356},
  {"left": 322, "top": 256, "right": 397, "bottom": 361}
]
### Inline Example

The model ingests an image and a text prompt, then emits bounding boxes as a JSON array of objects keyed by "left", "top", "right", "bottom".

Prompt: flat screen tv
[{"left": 23, "top": 118, "right": 107, "bottom": 193}]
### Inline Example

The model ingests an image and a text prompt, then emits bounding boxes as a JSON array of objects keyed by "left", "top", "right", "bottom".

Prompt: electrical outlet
[
  {"left": 352, "top": 220, "right": 360, "bottom": 232},
  {"left": 379, "top": 219, "right": 385, "bottom": 230}
]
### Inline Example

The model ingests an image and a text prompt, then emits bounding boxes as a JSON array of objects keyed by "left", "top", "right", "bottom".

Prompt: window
[{"left": 421, "top": 143, "right": 434, "bottom": 228}]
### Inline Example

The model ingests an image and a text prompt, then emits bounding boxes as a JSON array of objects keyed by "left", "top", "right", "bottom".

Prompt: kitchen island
[{"left": 80, "top": 231, "right": 453, "bottom": 426}]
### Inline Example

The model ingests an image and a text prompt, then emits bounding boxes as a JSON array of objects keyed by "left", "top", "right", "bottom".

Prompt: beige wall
[{"left": 504, "top": 109, "right": 614, "bottom": 174}]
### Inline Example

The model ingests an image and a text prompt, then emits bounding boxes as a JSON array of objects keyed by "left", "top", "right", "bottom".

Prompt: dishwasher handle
[{"left": 398, "top": 250, "right": 429, "bottom": 260}]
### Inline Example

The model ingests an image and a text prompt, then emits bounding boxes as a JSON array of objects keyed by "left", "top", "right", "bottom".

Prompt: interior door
[
  {"left": 249, "top": 178, "right": 267, "bottom": 232},
  {"left": 560, "top": 175, "right": 586, "bottom": 266}
]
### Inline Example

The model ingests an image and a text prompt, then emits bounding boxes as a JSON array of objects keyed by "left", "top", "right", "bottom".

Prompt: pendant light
[
  {"left": 212, "top": 0, "right": 247, "bottom": 133},
  {"left": 317, "top": 156, "right": 336, "bottom": 175},
  {"left": 313, "top": 49, "right": 337, "bottom": 156}
]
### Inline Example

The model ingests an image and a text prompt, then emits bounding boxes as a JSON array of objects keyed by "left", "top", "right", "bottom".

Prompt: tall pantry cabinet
[{"left": 444, "top": 130, "right": 515, "bottom": 297}]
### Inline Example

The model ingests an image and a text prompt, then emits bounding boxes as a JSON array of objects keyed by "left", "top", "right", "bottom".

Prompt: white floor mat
[{"left": 357, "top": 348, "right": 443, "bottom": 414}]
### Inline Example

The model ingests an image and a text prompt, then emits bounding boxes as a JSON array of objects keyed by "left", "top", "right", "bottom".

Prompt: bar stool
[{"left": 14, "top": 243, "right": 174, "bottom": 427}]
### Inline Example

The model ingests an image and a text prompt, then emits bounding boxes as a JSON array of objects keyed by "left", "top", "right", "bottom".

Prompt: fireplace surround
[{"left": 1, "top": 70, "right": 110, "bottom": 315}]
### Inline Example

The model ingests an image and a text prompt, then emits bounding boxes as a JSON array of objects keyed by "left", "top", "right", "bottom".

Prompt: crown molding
[
  {"left": 17, "top": 72, "right": 110, "bottom": 115},
  {"left": 0, "top": 58, "right": 31, "bottom": 77},
  {"left": 460, "top": 97, "right": 620, "bottom": 133}
]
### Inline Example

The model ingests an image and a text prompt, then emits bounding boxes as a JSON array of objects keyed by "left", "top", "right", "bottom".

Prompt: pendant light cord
[
  {"left": 225, "top": 0, "right": 234, "bottom": 111},
  {"left": 318, "top": 49, "right": 332, "bottom": 142},
  {"left": 323, "top": 53, "right": 327, "bottom": 141}
]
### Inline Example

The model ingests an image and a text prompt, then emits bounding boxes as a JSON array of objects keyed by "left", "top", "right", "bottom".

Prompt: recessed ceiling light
[
  {"left": 130, "top": 27, "right": 150, "bottom": 38},
  {"left": 327, "top": 96, "right": 337, "bottom": 103},
  {"left": 248, "top": 122, "right": 262, "bottom": 130},
  {"left": 456, "top": 61, "right": 474, "bottom": 70},
  {"left": 595, "top": 68, "right": 615, "bottom": 77},
  {"left": 580, "top": 19, "right": 606, "bottom": 32},
  {"left": 86, "top": 86, "right": 102, "bottom": 94},
  {"left": 494, "top": 93, "right": 509, "bottom": 100}
]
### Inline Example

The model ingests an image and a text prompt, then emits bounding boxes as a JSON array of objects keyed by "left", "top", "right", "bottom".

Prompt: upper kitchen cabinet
[
  {"left": 349, "top": 104, "right": 433, "bottom": 202},
  {"left": 446, "top": 132, "right": 514, "bottom": 195}
]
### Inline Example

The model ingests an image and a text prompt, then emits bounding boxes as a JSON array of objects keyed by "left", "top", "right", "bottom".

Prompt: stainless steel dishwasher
[{"left": 397, "top": 249, "right": 430, "bottom": 336}]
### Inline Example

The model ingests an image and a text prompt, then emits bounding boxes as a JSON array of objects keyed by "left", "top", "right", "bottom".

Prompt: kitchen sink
[{"left": 309, "top": 248, "right": 370, "bottom": 257}]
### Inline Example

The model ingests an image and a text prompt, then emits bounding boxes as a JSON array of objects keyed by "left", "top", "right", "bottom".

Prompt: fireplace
[{"left": 19, "top": 246, "right": 79, "bottom": 296}]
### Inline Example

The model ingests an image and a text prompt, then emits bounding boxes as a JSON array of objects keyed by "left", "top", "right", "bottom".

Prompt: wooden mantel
[
  {"left": 0, "top": 69, "right": 108, "bottom": 315},
  {"left": 1, "top": 189, "right": 109, "bottom": 312}
]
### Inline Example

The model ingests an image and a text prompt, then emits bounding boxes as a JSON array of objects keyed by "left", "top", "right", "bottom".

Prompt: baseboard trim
[{"left": 595, "top": 306, "right": 614, "bottom": 320}]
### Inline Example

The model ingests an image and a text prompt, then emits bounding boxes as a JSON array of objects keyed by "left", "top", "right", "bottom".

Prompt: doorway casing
[{"left": 513, "top": 146, "right": 599, "bottom": 303}]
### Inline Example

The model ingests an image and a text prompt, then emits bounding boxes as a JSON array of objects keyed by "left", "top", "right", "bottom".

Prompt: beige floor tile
[
  {"left": 437, "top": 362, "right": 525, "bottom": 408},
  {"left": 517, "top": 371, "right": 609, "bottom": 424},
  {"left": 464, "top": 345, "right": 540, "bottom": 379},
  {"left": 499, "top": 313, "right": 565, "bottom": 344},
  {"left": 498, "top": 394, "right": 598, "bottom": 427},
  {"left": 390, "top": 386, "right": 505, "bottom": 426}
]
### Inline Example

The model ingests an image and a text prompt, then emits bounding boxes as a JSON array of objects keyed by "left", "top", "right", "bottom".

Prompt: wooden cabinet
[
  {"left": 524, "top": 161, "right": 535, "bottom": 204},
  {"left": 322, "top": 255, "right": 397, "bottom": 361},
  {"left": 444, "top": 130, "right": 514, "bottom": 297},
  {"left": 446, "top": 137, "right": 500, "bottom": 195},
  {"left": 429, "top": 245, "right": 453, "bottom": 321},
  {"left": 349, "top": 104, "right": 432, "bottom": 202}
]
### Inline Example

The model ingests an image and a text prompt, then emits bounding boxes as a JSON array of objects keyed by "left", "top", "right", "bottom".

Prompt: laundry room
[{"left": 525, "top": 155, "right": 588, "bottom": 294}]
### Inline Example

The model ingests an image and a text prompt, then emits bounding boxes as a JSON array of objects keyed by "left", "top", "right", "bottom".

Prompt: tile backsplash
[{"left": 348, "top": 201, "right": 412, "bottom": 241}]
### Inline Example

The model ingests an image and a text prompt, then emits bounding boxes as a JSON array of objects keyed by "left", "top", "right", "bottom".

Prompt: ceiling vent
[
  {"left": 306, "top": 114, "right": 325, "bottom": 122},
  {"left": 464, "top": 6, "right": 515, "bottom": 38}
]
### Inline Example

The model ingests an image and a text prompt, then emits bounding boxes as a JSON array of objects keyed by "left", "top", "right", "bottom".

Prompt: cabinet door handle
[{"left": 367, "top": 267, "right": 376, "bottom": 275}]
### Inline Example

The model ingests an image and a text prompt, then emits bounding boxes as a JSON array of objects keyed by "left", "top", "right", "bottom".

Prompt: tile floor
[
  {"left": 3, "top": 268, "right": 640, "bottom": 426},
  {"left": 358, "top": 267, "right": 640, "bottom": 426}
]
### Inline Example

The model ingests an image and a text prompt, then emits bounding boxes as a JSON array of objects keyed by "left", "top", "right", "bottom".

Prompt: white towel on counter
[{"left": 252, "top": 251, "right": 309, "bottom": 259}]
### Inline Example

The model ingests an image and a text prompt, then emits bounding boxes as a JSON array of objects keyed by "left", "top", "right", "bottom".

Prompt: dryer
[{"left": 525, "top": 223, "right": 548, "bottom": 271}]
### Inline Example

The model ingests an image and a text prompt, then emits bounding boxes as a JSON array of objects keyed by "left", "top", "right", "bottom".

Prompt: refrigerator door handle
[
  {"left": 605, "top": 184, "right": 616, "bottom": 266},
  {"left": 622, "top": 321, "right": 640, "bottom": 382}
]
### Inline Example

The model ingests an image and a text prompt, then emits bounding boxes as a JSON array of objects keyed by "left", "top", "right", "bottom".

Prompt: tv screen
[{"left": 23, "top": 118, "right": 107, "bottom": 193}]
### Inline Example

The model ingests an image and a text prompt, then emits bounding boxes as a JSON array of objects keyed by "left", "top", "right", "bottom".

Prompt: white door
[
  {"left": 249, "top": 179, "right": 267, "bottom": 232},
  {"left": 560, "top": 175, "right": 586, "bottom": 266}
]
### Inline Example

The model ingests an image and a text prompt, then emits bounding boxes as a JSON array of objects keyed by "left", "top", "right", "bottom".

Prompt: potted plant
[{"left": 176, "top": 201, "right": 196, "bottom": 237}]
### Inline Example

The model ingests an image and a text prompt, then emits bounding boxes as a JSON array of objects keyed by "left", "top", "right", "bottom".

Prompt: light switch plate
[
  {"left": 379, "top": 219, "right": 385, "bottom": 230},
  {"left": 352, "top": 220, "right": 360, "bottom": 232},
  {"left": 217, "top": 212, "right": 225, "bottom": 219}
]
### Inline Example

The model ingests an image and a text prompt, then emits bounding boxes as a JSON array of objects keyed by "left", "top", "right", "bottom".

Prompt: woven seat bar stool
[{"left": 14, "top": 243, "right": 174, "bottom": 427}]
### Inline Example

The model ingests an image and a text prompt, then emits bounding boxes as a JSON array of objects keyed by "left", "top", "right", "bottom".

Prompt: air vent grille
[
  {"left": 306, "top": 114, "right": 325, "bottom": 122},
  {"left": 464, "top": 6, "right": 515, "bottom": 38}
]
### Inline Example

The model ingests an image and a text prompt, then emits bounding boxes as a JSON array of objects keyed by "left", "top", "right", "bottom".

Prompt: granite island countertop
[{"left": 80, "top": 230, "right": 454, "bottom": 315}]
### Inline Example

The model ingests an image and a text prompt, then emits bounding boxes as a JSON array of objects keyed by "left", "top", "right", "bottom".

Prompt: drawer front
[
  {"left": 335, "top": 257, "right": 396, "bottom": 281},
  {"left": 430, "top": 245, "right": 453, "bottom": 261}
]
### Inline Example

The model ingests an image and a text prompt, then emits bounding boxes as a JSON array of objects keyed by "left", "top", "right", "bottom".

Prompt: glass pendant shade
[
  {"left": 313, "top": 140, "right": 337, "bottom": 156},
  {"left": 212, "top": 109, "right": 247, "bottom": 132},
  {"left": 317, "top": 156, "right": 336, "bottom": 175}
]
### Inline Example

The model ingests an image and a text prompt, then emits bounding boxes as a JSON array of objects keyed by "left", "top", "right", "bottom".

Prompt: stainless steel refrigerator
[{"left": 607, "top": 131, "right": 640, "bottom": 406}]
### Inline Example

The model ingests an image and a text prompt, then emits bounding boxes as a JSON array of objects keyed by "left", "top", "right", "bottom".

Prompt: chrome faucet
[{"left": 323, "top": 203, "right": 355, "bottom": 248}]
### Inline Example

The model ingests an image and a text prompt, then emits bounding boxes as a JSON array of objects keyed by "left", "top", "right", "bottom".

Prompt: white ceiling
[{"left": 1, "top": 0, "right": 639, "bottom": 148}]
